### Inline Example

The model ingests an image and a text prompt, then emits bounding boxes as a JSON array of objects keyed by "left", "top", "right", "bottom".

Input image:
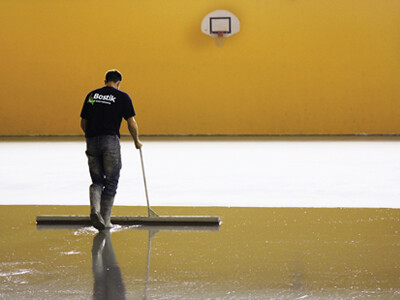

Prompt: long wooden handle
[
  {"left": 139, "top": 148, "right": 151, "bottom": 210},
  {"left": 139, "top": 148, "right": 159, "bottom": 217}
]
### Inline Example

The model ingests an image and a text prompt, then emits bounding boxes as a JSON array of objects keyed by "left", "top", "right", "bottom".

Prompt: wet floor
[{"left": 1, "top": 205, "right": 400, "bottom": 299}]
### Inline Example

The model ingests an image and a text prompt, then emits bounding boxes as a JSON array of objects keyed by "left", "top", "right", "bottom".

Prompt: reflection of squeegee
[
  {"left": 143, "top": 229, "right": 156, "bottom": 300},
  {"left": 36, "top": 148, "right": 220, "bottom": 227}
]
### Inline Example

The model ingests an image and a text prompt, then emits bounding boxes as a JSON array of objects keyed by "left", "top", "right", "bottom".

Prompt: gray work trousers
[{"left": 86, "top": 135, "right": 122, "bottom": 197}]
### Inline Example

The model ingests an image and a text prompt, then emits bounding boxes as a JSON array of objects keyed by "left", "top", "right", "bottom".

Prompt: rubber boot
[
  {"left": 90, "top": 184, "right": 106, "bottom": 231},
  {"left": 101, "top": 195, "right": 115, "bottom": 228}
]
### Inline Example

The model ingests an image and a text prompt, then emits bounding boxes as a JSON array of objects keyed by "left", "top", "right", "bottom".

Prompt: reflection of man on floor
[{"left": 92, "top": 230, "right": 126, "bottom": 300}]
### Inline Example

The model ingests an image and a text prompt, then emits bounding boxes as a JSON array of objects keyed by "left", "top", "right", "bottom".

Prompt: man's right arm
[
  {"left": 127, "top": 117, "right": 142, "bottom": 149},
  {"left": 80, "top": 118, "right": 87, "bottom": 133}
]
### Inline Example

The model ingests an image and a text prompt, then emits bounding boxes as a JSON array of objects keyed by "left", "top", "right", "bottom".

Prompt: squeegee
[{"left": 36, "top": 148, "right": 220, "bottom": 227}]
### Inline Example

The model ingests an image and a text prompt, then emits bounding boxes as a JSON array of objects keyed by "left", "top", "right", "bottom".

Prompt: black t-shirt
[{"left": 80, "top": 86, "right": 135, "bottom": 138}]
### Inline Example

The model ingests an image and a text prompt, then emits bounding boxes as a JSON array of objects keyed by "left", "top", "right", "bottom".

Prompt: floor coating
[
  {"left": 1, "top": 137, "right": 400, "bottom": 299},
  {"left": 1, "top": 205, "right": 400, "bottom": 299}
]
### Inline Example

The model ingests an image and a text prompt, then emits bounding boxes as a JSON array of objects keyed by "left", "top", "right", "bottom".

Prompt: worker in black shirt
[{"left": 80, "top": 69, "right": 142, "bottom": 230}]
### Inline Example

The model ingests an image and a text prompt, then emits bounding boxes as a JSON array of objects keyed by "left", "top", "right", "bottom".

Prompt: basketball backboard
[{"left": 201, "top": 10, "right": 240, "bottom": 46}]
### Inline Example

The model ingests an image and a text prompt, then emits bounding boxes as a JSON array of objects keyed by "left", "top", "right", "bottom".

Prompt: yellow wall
[{"left": 1, "top": 0, "right": 399, "bottom": 135}]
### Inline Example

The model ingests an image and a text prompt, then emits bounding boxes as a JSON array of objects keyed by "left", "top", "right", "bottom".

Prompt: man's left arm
[{"left": 127, "top": 117, "right": 142, "bottom": 149}]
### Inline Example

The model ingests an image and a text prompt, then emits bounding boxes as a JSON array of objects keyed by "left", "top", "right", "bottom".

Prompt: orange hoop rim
[{"left": 211, "top": 31, "right": 228, "bottom": 38}]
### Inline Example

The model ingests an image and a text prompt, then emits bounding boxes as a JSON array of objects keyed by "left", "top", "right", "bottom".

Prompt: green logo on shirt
[{"left": 88, "top": 94, "right": 95, "bottom": 105}]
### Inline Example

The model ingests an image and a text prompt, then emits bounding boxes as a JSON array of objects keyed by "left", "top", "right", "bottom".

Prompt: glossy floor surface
[
  {"left": 1, "top": 205, "right": 400, "bottom": 299},
  {"left": 1, "top": 137, "right": 400, "bottom": 299}
]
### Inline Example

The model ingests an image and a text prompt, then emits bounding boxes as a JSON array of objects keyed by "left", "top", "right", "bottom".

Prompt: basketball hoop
[{"left": 201, "top": 10, "right": 240, "bottom": 47}]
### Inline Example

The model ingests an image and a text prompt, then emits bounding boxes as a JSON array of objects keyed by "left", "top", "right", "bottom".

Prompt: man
[{"left": 80, "top": 69, "right": 142, "bottom": 230}]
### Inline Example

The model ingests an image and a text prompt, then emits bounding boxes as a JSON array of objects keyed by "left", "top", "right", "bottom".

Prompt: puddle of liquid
[{"left": 1, "top": 205, "right": 400, "bottom": 299}]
